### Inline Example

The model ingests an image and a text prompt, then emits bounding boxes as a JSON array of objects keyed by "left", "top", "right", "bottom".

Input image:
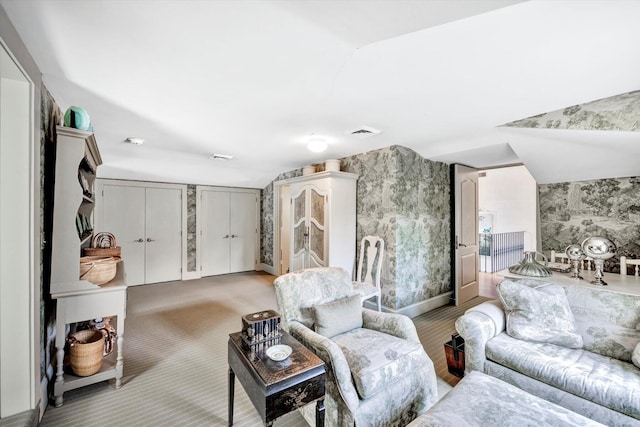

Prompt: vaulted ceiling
[{"left": 2, "top": 0, "right": 639, "bottom": 187}]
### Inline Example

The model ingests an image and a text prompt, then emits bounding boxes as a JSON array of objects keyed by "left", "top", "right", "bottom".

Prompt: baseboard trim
[
  {"left": 182, "top": 271, "right": 201, "bottom": 281},
  {"left": 261, "top": 264, "right": 276, "bottom": 275},
  {"left": 395, "top": 291, "right": 453, "bottom": 318}
]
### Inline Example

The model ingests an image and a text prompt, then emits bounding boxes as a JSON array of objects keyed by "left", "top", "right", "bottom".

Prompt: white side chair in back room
[
  {"left": 620, "top": 256, "right": 640, "bottom": 276},
  {"left": 353, "top": 236, "right": 384, "bottom": 311}
]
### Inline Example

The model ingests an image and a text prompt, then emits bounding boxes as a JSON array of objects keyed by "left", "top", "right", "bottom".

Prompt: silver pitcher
[{"left": 508, "top": 251, "right": 552, "bottom": 277}]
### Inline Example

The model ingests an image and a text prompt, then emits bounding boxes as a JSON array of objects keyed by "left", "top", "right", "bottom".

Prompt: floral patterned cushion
[
  {"left": 565, "top": 285, "right": 640, "bottom": 361},
  {"left": 332, "top": 328, "right": 424, "bottom": 399},
  {"left": 313, "top": 293, "right": 363, "bottom": 338},
  {"left": 407, "top": 371, "right": 606, "bottom": 427},
  {"left": 486, "top": 332, "right": 640, "bottom": 418},
  {"left": 497, "top": 280, "right": 583, "bottom": 348}
]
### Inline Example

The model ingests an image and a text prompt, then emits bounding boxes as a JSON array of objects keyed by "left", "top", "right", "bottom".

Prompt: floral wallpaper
[
  {"left": 261, "top": 145, "right": 451, "bottom": 311},
  {"left": 539, "top": 176, "right": 640, "bottom": 274},
  {"left": 260, "top": 169, "right": 302, "bottom": 267},
  {"left": 187, "top": 184, "right": 197, "bottom": 271},
  {"left": 503, "top": 90, "right": 640, "bottom": 131},
  {"left": 41, "top": 84, "right": 62, "bottom": 384}
]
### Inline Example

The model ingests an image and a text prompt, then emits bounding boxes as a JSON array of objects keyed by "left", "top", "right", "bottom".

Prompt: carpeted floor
[{"left": 39, "top": 272, "right": 488, "bottom": 426}]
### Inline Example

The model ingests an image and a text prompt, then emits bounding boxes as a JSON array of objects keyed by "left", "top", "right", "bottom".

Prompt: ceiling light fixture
[
  {"left": 307, "top": 134, "right": 328, "bottom": 153},
  {"left": 125, "top": 137, "right": 144, "bottom": 145},
  {"left": 209, "top": 153, "right": 234, "bottom": 160}
]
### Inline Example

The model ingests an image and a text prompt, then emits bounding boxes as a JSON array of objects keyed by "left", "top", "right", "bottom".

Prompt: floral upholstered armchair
[{"left": 274, "top": 267, "right": 438, "bottom": 427}]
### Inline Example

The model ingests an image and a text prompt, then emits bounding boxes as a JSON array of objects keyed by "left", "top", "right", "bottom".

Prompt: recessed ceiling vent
[{"left": 347, "top": 125, "right": 381, "bottom": 139}]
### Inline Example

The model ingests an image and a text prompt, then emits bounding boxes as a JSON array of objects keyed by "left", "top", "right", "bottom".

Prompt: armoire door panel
[
  {"left": 201, "top": 191, "right": 231, "bottom": 276},
  {"left": 102, "top": 185, "right": 146, "bottom": 286},
  {"left": 229, "top": 192, "right": 257, "bottom": 273},
  {"left": 145, "top": 187, "right": 182, "bottom": 284}
]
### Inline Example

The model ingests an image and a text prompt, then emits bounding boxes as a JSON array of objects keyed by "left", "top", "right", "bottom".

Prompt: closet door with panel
[
  {"left": 96, "top": 180, "right": 185, "bottom": 285},
  {"left": 198, "top": 187, "right": 258, "bottom": 276}
]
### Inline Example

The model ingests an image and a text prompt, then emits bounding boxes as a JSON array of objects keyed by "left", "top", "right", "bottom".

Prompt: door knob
[
  {"left": 136, "top": 238, "right": 144, "bottom": 243},
  {"left": 147, "top": 238, "right": 155, "bottom": 242}
]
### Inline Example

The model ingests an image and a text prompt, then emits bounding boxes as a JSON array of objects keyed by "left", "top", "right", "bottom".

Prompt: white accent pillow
[
  {"left": 633, "top": 342, "right": 640, "bottom": 369},
  {"left": 314, "top": 293, "right": 363, "bottom": 338},
  {"left": 497, "top": 280, "right": 583, "bottom": 349}
]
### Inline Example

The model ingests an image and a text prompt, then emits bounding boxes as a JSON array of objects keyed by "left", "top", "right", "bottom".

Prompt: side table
[
  {"left": 228, "top": 330, "right": 325, "bottom": 427},
  {"left": 51, "top": 263, "right": 127, "bottom": 407}
]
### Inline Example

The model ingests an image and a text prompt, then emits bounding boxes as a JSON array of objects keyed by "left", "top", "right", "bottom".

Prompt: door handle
[
  {"left": 136, "top": 238, "right": 144, "bottom": 243},
  {"left": 146, "top": 238, "right": 155, "bottom": 242},
  {"left": 459, "top": 243, "right": 467, "bottom": 248},
  {"left": 223, "top": 235, "right": 229, "bottom": 239},
  {"left": 231, "top": 234, "right": 238, "bottom": 238}
]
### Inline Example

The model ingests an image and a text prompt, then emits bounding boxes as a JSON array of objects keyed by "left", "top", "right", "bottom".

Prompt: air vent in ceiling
[{"left": 347, "top": 125, "right": 381, "bottom": 139}]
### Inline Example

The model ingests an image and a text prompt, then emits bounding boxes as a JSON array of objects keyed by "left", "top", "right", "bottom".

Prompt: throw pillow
[
  {"left": 314, "top": 293, "right": 363, "bottom": 338},
  {"left": 497, "top": 280, "right": 583, "bottom": 348},
  {"left": 633, "top": 342, "right": 640, "bottom": 369}
]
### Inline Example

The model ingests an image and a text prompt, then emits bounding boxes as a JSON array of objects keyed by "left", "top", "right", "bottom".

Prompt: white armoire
[{"left": 276, "top": 171, "right": 357, "bottom": 277}]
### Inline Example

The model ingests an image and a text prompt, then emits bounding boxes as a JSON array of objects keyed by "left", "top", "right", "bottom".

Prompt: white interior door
[
  {"left": 102, "top": 185, "right": 146, "bottom": 285},
  {"left": 229, "top": 192, "right": 257, "bottom": 273},
  {"left": 201, "top": 190, "right": 230, "bottom": 276},
  {"left": 145, "top": 187, "right": 182, "bottom": 284},
  {"left": 453, "top": 164, "right": 480, "bottom": 305},
  {"left": 0, "top": 44, "right": 34, "bottom": 417}
]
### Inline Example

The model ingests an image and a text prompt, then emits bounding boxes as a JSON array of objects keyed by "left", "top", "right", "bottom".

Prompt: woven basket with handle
[
  {"left": 69, "top": 330, "right": 104, "bottom": 376},
  {"left": 83, "top": 232, "right": 121, "bottom": 257},
  {"left": 79, "top": 256, "right": 121, "bottom": 285}
]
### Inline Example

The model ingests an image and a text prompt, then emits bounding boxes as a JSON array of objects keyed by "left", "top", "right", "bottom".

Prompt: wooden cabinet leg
[
  {"left": 228, "top": 367, "right": 235, "bottom": 427},
  {"left": 316, "top": 399, "right": 325, "bottom": 427},
  {"left": 54, "top": 346, "right": 65, "bottom": 407}
]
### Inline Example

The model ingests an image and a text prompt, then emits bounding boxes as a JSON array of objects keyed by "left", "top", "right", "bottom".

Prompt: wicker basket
[
  {"left": 82, "top": 246, "right": 121, "bottom": 257},
  {"left": 69, "top": 330, "right": 104, "bottom": 376},
  {"left": 79, "top": 256, "right": 121, "bottom": 285},
  {"left": 83, "top": 232, "right": 121, "bottom": 257}
]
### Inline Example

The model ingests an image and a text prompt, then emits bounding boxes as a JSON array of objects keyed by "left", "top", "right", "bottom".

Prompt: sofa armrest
[
  {"left": 361, "top": 308, "right": 420, "bottom": 343},
  {"left": 455, "top": 301, "right": 505, "bottom": 374},
  {"left": 288, "top": 321, "right": 360, "bottom": 411}
]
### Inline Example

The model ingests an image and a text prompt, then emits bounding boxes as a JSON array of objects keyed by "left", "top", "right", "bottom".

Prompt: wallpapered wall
[
  {"left": 503, "top": 90, "right": 640, "bottom": 131},
  {"left": 41, "top": 85, "right": 62, "bottom": 384},
  {"left": 539, "top": 176, "right": 640, "bottom": 274},
  {"left": 261, "top": 145, "right": 451, "bottom": 311}
]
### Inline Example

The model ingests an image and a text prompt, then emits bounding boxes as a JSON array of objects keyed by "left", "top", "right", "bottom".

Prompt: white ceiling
[{"left": 2, "top": 0, "right": 640, "bottom": 187}]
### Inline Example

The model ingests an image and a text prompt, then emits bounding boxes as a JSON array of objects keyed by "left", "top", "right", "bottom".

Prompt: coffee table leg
[
  {"left": 228, "top": 367, "right": 235, "bottom": 427},
  {"left": 316, "top": 399, "right": 325, "bottom": 427}
]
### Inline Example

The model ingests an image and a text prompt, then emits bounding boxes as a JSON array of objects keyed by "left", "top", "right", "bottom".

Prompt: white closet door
[
  {"left": 145, "top": 187, "right": 182, "bottom": 284},
  {"left": 229, "top": 192, "right": 257, "bottom": 273},
  {"left": 201, "top": 190, "right": 230, "bottom": 276},
  {"left": 102, "top": 185, "right": 146, "bottom": 286}
]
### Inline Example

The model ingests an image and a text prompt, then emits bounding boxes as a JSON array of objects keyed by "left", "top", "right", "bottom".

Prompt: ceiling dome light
[
  {"left": 307, "top": 135, "right": 328, "bottom": 153},
  {"left": 125, "top": 137, "right": 144, "bottom": 145}
]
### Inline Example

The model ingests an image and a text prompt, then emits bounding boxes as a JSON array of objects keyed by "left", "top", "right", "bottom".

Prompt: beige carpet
[{"left": 40, "top": 272, "right": 486, "bottom": 426}]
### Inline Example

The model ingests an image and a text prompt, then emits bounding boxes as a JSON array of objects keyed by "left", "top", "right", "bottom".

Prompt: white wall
[{"left": 478, "top": 165, "right": 537, "bottom": 251}]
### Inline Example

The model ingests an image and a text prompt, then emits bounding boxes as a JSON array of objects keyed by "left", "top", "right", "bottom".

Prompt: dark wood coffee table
[{"left": 228, "top": 330, "right": 326, "bottom": 427}]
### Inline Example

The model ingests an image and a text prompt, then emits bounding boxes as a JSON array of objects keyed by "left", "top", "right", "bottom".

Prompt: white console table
[
  {"left": 51, "top": 263, "right": 127, "bottom": 407},
  {"left": 498, "top": 268, "right": 640, "bottom": 296}
]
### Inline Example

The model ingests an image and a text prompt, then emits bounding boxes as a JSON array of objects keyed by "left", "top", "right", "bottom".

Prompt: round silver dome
[
  {"left": 565, "top": 244, "right": 585, "bottom": 260},
  {"left": 581, "top": 236, "right": 616, "bottom": 260}
]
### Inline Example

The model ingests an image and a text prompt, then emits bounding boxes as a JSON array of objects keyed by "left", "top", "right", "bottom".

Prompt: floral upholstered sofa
[{"left": 455, "top": 278, "right": 640, "bottom": 427}]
